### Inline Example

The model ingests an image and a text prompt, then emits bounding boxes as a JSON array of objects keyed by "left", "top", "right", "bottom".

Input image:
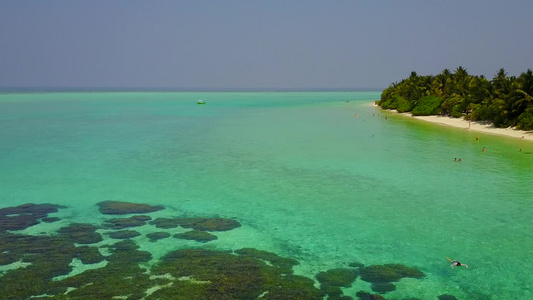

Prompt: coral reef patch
[
  {"left": 174, "top": 230, "right": 218, "bottom": 242},
  {"left": 315, "top": 267, "right": 358, "bottom": 298},
  {"left": 359, "top": 264, "right": 425, "bottom": 283},
  {"left": 97, "top": 200, "right": 164, "bottom": 215},
  {"left": 234, "top": 247, "right": 299, "bottom": 273},
  {"left": 58, "top": 223, "right": 103, "bottom": 244},
  {"left": 146, "top": 231, "right": 171, "bottom": 242},
  {"left": 103, "top": 215, "right": 152, "bottom": 229},
  {"left": 356, "top": 291, "right": 387, "bottom": 300},
  {"left": 438, "top": 295, "right": 458, "bottom": 300},
  {"left": 107, "top": 229, "right": 142, "bottom": 239},
  {"left": 147, "top": 248, "right": 324, "bottom": 299},
  {"left": 150, "top": 217, "right": 241, "bottom": 231},
  {"left": 0, "top": 202, "right": 430, "bottom": 299},
  {"left": 0, "top": 203, "right": 65, "bottom": 232}
]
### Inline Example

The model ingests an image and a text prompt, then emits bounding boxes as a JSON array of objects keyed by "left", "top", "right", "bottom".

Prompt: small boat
[{"left": 197, "top": 100, "right": 206, "bottom": 104}]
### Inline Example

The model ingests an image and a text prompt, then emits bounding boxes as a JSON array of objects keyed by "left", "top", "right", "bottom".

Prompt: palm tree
[
  {"left": 492, "top": 68, "right": 512, "bottom": 98},
  {"left": 509, "top": 69, "right": 533, "bottom": 118},
  {"left": 451, "top": 66, "right": 470, "bottom": 96}
]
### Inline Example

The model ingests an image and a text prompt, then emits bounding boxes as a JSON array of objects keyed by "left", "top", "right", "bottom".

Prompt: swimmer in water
[{"left": 446, "top": 257, "right": 468, "bottom": 269}]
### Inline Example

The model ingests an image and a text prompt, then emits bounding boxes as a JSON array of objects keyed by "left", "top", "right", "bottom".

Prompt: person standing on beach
[{"left": 446, "top": 257, "right": 468, "bottom": 269}]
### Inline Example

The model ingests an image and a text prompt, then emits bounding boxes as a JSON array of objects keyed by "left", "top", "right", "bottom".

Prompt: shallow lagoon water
[{"left": 1, "top": 91, "right": 532, "bottom": 299}]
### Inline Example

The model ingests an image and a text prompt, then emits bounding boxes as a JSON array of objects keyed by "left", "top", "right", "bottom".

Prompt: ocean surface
[{"left": 0, "top": 91, "right": 532, "bottom": 299}]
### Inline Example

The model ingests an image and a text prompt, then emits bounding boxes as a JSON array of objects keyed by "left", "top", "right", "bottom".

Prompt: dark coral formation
[
  {"left": 106, "top": 240, "right": 151, "bottom": 264},
  {"left": 108, "top": 240, "right": 139, "bottom": 252},
  {"left": 50, "top": 240, "right": 152, "bottom": 299},
  {"left": 41, "top": 217, "right": 61, "bottom": 223},
  {"left": 316, "top": 268, "right": 358, "bottom": 298},
  {"left": 147, "top": 248, "right": 324, "bottom": 299},
  {"left": 103, "top": 215, "right": 152, "bottom": 229},
  {"left": 74, "top": 246, "right": 105, "bottom": 264},
  {"left": 148, "top": 217, "right": 181, "bottom": 229},
  {"left": 234, "top": 248, "right": 299, "bottom": 273},
  {"left": 146, "top": 231, "right": 171, "bottom": 242},
  {"left": 438, "top": 295, "right": 458, "bottom": 300},
  {"left": 356, "top": 291, "right": 387, "bottom": 300},
  {"left": 355, "top": 263, "right": 425, "bottom": 297},
  {"left": 174, "top": 230, "right": 218, "bottom": 242},
  {"left": 107, "top": 229, "right": 141, "bottom": 239},
  {"left": 0, "top": 203, "right": 65, "bottom": 232},
  {"left": 0, "top": 251, "right": 18, "bottom": 265},
  {"left": 359, "top": 264, "right": 424, "bottom": 283},
  {"left": 328, "top": 296, "right": 354, "bottom": 300},
  {"left": 177, "top": 217, "right": 241, "bottom": 231},
  {"left": 371, "top": 282, "right": 396, "bottom": 293},
  {"left": 58, "top": 223, "right": 103, "bottom": 244},
  {"left": 316, "top": 268, "right": 358, "bottom": 287},
  {"left": 97, "top": 200, "right": 164, "bottom": 215},
  {"left": 150, "top": 217, "right": 241, "bottom": 231},
  {"left": 0, "top": 202, "right": 433, "bottom": 300},
  {"left": 0, "top": 233, "right": 76, "bottom": 299}
]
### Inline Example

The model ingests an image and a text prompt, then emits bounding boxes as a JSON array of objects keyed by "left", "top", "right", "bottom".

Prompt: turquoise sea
[{"left": 0, "top": 91, "right": 532, "bottom": 299}]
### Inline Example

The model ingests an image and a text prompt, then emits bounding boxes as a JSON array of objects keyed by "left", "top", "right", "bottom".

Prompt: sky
[{"left": 1, "top": 0, "right": 532, "bottom": 90}]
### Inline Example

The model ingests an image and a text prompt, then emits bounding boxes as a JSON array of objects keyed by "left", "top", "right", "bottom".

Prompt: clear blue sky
[{"left": 1, "top": 0, "right": 532, "bottom": 90}]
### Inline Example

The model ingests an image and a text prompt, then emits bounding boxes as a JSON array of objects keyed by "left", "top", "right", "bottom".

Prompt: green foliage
[
  {"left": 451, "top": 105, "right": 463, "bottom": 118},
  {"left": 516, "top": 108, "right": 533, "bottom": 130},
  {"left": 412, "top": 96, "right": 443, "bottom": 116},
  {"left": 441, "top": 94, "right": 462, "bottom": 115},
  {"left": 396, "top": 96, "right": 415, "bottom": 113},
  {"left": 378, "top": 68, "right": 533, "bottom": 130},
  {"left": 379, "top": 94, "right": 401, "bottom": 110}
]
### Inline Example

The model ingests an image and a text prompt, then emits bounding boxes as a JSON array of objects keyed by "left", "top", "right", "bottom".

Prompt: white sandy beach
[
  {"left": 373, "top": 103, "right": 533, "bottom": 142},
  {"left": 410, "top": 114, "right": 533, "bottom": 141}
]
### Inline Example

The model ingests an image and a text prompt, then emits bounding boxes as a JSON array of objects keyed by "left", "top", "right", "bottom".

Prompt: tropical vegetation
[{"left": 378, "top": 67, "right": 533, "bottom": 130}]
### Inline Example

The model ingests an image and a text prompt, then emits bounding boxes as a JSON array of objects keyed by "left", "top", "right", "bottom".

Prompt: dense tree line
[{"left": 378, "top": 67, "right": 533, "bottom": 130}]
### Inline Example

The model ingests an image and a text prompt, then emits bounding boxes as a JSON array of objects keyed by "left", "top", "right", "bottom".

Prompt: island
[{"left": 377, "top": 67, "right": 533, "bottom": 132}]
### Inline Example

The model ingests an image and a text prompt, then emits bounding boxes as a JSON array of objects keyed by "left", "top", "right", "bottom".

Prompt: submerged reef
[
  {"left": 438, "top": 295, "right": 458, "bottom": 300},
  {"left": 234, "top": 248, "right": 299, "bottom": 273},
  {"left": 174, "top": 230, "right": 218, "bottom": 242},
  {"left": 359, "top": 264, "right": 425, "bottom": 284},
  {"left": 0, "top": 203, "right": 65, "bottom": 232},
  {"left": 0, "top": 201, "right": 436, "bottom": 299},
  {"left": 316, "top": 268, "right": 359, "bottom": 298},
  {"left": 0, "top": 233, "right": 77, "bottom": 298},
  {"left": 356, "top": 291, "right": 387, "bottom": 300},
  {"left": 74, "top": 246, "right": 105, "bottom": 264},
  {"left": 59, "top": 223, "right": 103, "bottom": 244},
  {"left": 97, "top": 200, "right": 164, "bottom": 215},
  {"left": 103, "top": 215, "right": 152, "bottom": 229},
  {"left": 107, "top": 229, "right": 142, "bottom": 239},
  {"left": 146, "top": 231, "right": 171, "bottom": 242},
  {"left": 150, "top": 217, "right": 241, "bottom": 231},
  {"left": 357, "top": 263, "right": 425, "bottom": 295},
  {"left": 148, "top": 248, "right": 323, "bottom": 299}
]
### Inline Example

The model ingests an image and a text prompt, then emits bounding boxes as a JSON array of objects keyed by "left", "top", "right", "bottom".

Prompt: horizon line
[{"left": 0, "top": 86, "right": 384, "bottom": 93}]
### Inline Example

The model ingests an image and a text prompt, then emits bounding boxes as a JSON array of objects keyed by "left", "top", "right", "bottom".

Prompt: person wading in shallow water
[{"left": 446, "top": 257, "right": 468, "bottom": 269}]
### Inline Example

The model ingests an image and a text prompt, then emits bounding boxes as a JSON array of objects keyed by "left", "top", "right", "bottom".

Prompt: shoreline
[{"left": 373, "top": 103, "right": 533, "bottom": 142}]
